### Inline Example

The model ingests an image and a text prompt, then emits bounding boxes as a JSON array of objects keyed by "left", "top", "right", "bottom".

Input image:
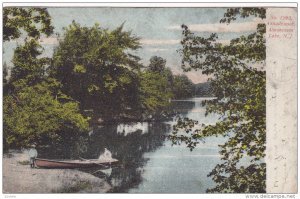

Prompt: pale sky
[{"left": 3, "top": 7, "right": 259, "bottom": 83}]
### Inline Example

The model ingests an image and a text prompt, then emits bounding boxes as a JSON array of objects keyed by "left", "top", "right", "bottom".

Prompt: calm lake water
[
  {"left": 40, "top": 97, "right": 225, "bottom": 193},
  {"left": 92, "top": 97, "right": 224, "bottom": 193}
]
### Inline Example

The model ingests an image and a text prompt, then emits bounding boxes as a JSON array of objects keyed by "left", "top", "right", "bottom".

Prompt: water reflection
[
  {"left": 86, "top": 122, "right": 171, "bottom": 192},
  {"left": 116, "top": 122, "right": 149, "bottom": 136},
  {"left": 38, "top": 98, "right": 200, "bottom": 193},
  {"left": 167, "top": 99, "right": 195, "bottom": 116},
  {"left": 89, "top": 99, "right": 197, "bottom": 192}
]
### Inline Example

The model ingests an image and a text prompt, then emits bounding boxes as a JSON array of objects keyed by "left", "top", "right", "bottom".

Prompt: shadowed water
[{"left": 39, "top": 98, "right": 224, "bottom": 193}]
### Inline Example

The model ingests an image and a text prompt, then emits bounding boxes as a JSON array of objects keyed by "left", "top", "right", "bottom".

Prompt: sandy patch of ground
[{"left": 3, "top": 151, "right": 111, "bottom": 193}]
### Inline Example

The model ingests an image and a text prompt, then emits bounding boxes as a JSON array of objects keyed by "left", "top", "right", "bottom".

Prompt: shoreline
[{"left": 3, "top": 150, "right": 111, "bottom": 193}]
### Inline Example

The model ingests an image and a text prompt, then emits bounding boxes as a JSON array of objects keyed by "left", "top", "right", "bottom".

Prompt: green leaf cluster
[
  {"left": 4, "top": 80, "right": 89, "bottom": 148},
  {"left": 50, "top": 23, "right": 191, "bottom": 120},
  {"left": 51, "top": 21, "right": 142, "bottom": 119},
  {"left": 169, "top": 8, "right": 266, "bottom": 193},
  {"left": 140, "top": 71, "right": 173, "bottom": 113},
  {"left": 173, "top": 74, "right": 195, "bottom": 99},
  {"left": 10, "top": 39, "right": 50, "bottom": 85},
  {"left": 3, "top": 12, "right": 89, "bottom": 149},
  {"left": 3, "top": 8, "right": 54, "bottom": 41}
]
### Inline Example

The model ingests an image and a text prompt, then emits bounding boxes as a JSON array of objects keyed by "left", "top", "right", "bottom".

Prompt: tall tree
[
  {"left": 3, "top": 9, "right": 89, "bottom": 150},
  {"left": 148, "top": 56, "right": 167, "bottom": 74},
  {"left": 3, "top": 7, "right": 55, "bottom": 94},
  {"left": 51, "top": 21, "right": 142, "bottom": 120},
  {"left": 169, "top": 8, "right": 266, "bottom": 193},
  {"left": 139, "top": 56, "right": 175, "bottom": 117},
  {"left": 4, "top": 38, "right": 89, "bottom": 149},
  {"left": 139, "top": 71, "right": 173, "bottom": 116},
  {"left": 10, "top": 39, "right": 50, "bottom": 85}
]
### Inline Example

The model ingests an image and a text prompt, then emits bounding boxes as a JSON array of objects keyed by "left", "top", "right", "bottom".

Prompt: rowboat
[{"left": 35, "top": 158, "right": 118, "bottom": 169}]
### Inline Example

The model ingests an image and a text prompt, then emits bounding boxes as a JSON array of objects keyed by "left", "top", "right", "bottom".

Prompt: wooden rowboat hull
[{"left": 35, "top": 158, "right": 118, "bottom": 169}]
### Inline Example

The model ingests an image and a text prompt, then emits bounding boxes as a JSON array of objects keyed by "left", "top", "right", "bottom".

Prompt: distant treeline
[
  {"left": 172, "top": 80, "right": 215, "bottom": 99},
  {"left": 194, "top": 82, "right": 214, "bottom": 97}
]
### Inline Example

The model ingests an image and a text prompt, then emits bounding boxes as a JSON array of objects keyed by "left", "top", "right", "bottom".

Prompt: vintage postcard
[{"left": 1, "top": 2, "right": 297, "bottom": 196}]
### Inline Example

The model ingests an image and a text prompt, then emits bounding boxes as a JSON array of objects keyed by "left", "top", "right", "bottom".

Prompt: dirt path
[{"left": 3, "top": 151, "right": 111, "bottom": 193}]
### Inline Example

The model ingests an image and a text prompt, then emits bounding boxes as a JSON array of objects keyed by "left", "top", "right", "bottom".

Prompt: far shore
[{"left": 3, "top": 150, "right": 111, "bottom": 193}]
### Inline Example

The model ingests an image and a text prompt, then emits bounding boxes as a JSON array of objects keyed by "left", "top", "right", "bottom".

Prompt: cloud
[
  {"left": 147, "top": 48, "right": 169, "bottom": 52},
  {"left": 214, "top": 39, "right": 231, "bottom": 45},
  {"left": 167, "top": 18, "right": 265, "bottom": 33},
  {"left": 38, "top": 37, "right": 59, "bottom": 45},
  {"left": 140, "top": 39, "right": 180, "bottom": 46}
]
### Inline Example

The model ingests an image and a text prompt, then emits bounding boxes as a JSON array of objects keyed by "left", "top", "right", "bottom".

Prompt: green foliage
[
  {"left": 3, "top": 37, "right": 89, "bottom": 148},
  {"left": 169, "top": 8, "right": 266, "bottom": 193},
  {"left": 173, "top": 74, "right": 194, "bottom": 99},
  {"left": 148, "top": 56, "right": 167, "bottom": 74},
  {"left": 220, "top": 8, "right": 266, "bottom": 23},
  {"left": 221, "top": 23, "right": 266, "bottom": 62},
  {"left": 207, "top": 160, "right": 266, "bottom": 193},
  {"left": 137, "top": 55, "right": 197, "bottom": 117},
  {"left": 3, "top": 62, "right": 9, "bottom": 95},
  {"left": 140, "top": 71, "right": 173, "bottom": 114},
  {"left": 10, "top": 39, "right": 50, "bottom": 85},
  {"left": 3, "top": 80, "right": 89, "bottom": 148},
  {"left": 51, "top": 21, "right": 142, "bottom": 119},
  {"left": 3, "top": 7, "right": 54, "bottom": 41},
  {"left": 144, "top": 55, "right": 196, "bottom": 103}
]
